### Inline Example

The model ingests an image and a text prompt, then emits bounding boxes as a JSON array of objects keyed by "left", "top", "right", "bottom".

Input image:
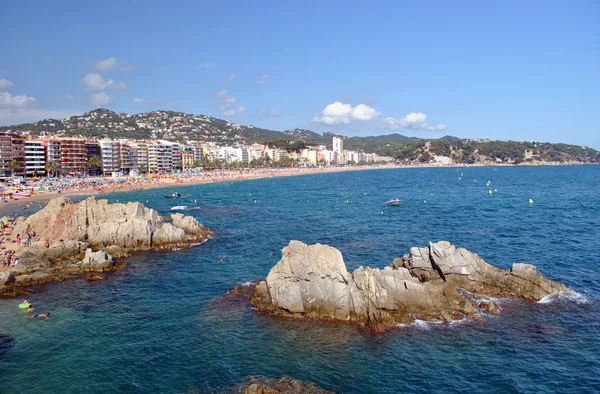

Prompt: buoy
[
  {"left": 116, "top": 200, "right": 118, "bottom": 203},
  {"left": 494, "top": 189, "right": 497, "bottom": 192},
  {"left": 424, "top": 200, "right": 427, "bottom": 203},
  {"left": 489, "top": 190, "right": 493, "bottom": 195},
  {"left": 194, "top": 200, "right": 197, "bottom": 203},
  {"left": 380, "top": 211, "right": 384, "bottom": 215},
  {"left": 529, "top": 199, "right": 534, "bottom": 204},
  {"left": 146, "top": 200, "right": 148, "bottom": 203}
]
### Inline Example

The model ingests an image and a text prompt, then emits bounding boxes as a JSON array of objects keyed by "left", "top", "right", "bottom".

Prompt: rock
[
  {"left": 0, "top": 272, "right": 15, "bottom": 286},
  {"left": 86, "top": 273, "right": 104, "bottom": 281},
  {"left": 11, "top": 197, "right": 214, "bottom": 252},
  {"left": 239, "top": 376, "right": 333, "bottom": 394},
  {"left": 76, "top": 249, "right": 115, "bottom": 272},
  {"left": 250, "top": 241, "right": 572, "bottom": 332},
  {"left": 3, "top": 197, "right": 214, "bottom": 297}
]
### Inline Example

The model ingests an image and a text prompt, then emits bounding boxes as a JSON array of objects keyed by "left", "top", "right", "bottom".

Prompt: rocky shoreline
[
  {"left": 239, "top": 241, "right": 571, "bottom": 332},
  {"left": 0, "top": 197, "right": 213, "bottom": 296}
]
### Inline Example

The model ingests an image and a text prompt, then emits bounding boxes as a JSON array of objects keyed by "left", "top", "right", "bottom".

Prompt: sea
[{"left": 1, "top": 165, "right": 599, "bottom": 393}]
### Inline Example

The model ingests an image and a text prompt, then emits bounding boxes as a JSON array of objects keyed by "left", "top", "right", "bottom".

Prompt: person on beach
[{"left": 16, "top": 234, "right": 21, "bottom": 246}]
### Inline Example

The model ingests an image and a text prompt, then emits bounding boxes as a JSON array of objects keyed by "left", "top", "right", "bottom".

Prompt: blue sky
[{"left": 1, "top": 0, "right": 598, "bottom": 147}]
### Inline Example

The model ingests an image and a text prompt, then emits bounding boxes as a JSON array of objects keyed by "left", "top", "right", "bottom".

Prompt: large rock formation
[
  {"left": 11, "top": 197, "right": 212, "bottom": 253},
  {"left": 250, "top": 241, "right": 571, "bottom": 331},
  {"left": 1, "top": 197, "right": 213, "bottom": 295}
]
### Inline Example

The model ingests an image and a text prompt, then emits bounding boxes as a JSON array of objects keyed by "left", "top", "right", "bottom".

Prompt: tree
[
  {"left": 138, "top": 164, "right": 147, "bottom": 174},
  {"left": 9, "top": 159, "right": 24, "bottom": 177},
  {"left": 87, "top": 156, "right": 101, "bottom": 176},
  {"left": 45, "top": 160, "right": 57, "bottom": 177}
]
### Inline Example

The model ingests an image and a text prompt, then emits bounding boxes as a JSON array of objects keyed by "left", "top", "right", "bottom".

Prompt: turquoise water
[{"left": 1, "top": 166, "right": 599, "bottom": 393}]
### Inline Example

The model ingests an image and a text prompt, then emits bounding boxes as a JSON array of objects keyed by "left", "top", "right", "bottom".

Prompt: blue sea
[{"left": 1, "top": 166, "right": 599, "bottom": 393}]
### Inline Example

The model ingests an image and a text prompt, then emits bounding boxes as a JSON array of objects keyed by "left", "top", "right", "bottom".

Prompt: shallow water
[{"left": 1, "top": 166, "right": 599, "bottom": 393}]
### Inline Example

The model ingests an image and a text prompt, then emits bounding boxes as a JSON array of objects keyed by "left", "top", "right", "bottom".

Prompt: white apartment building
[
  {"left": 332, "top": 136, "right": 344, "bottom": 159},
  {"left": 99, "top": 139, "right": 121, "bottom": 176},
  {"left": 24, "top": 140, "right": 45, "bottom": 176},
  {"left": 129, "top": 142, "right": 149, "bottom": 172}
]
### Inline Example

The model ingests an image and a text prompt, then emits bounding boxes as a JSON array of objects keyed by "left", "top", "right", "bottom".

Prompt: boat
[
  {"left": 385, "top": 199, "right": 401, "bottom": 206},
  {"left": 13, "top": 191, "right": 31, "bottom": 197},
  {"left": 164, "top": 192, "right": 181, "bottom": 199}
]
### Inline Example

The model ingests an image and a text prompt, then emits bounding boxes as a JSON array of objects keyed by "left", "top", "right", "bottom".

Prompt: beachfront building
[
  {"left": 0, "top": 134, "right": 14, "bottom": 178},
  {"left": 129, "top": 142, "right": 149, "bottom": 173},
  {"left": 333, "top": 136, "right": 343, "bottom": 158},
  {"left": 119, "top": 141, "right": 131, "bottom": 174},
  {"left": 85, "top": 142, "right": 102, "bottom": 176},
  {"left": 99, "top": 139, "right": 121, "bottom": 176},
  {"left": 24, "top": 139, "right": 46, "bottom": 177},
  {"left": 10, "top": 136, "right": 26, "bottom": 178},
  {"left": 60, "top": 139, "right": 86, "bottom": 175},
  {"left": 42, "top": 138, "right": 62, "bottom": 175},
  {"left": 147, "top": 140, "right": 174, "bottom": 173}
]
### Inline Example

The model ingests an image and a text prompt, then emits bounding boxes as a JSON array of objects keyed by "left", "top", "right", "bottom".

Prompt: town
[{"left": 0, "top": 132, "right": 394, "bottom": 179}]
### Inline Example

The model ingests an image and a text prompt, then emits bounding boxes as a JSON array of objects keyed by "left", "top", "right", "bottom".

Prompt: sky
[{"left": 1, "top": 0, "right": 599, "bottom": 148}]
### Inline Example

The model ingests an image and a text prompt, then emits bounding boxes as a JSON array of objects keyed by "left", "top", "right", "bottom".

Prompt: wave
[
  {"left": 537, "top": 291, "right": 589, "bottom": 305},
  {"left": 170, "top": 206, "right": 188, "bottom": 211}
]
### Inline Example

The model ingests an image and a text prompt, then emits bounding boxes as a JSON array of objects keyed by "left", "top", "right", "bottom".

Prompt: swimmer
[
  {"left": 270, "top": 250, "right": 275, "bottom": 255},
  {"left": 218, "top": 258, "right": 224, "bottom": 264},
  {"left": 26, "top": 313, "right": 50, "bottom": 319}
]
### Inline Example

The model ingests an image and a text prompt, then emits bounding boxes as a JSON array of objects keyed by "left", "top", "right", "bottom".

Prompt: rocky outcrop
[
  {"left": 250, "top": 241, "right": 571, "bottom": 331},
  {"left": 11, "top": 197, "right": 213, "bottom": 252},
  {"left": 238, "top": 376, "right": 333, "bottom": 394},
  {"left": 1, "top": 197, "right": 214, "bottom": 296}
]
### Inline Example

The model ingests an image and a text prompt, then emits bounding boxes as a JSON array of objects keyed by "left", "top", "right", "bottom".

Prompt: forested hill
[{"left": 1, "top": 108, "right": 597, "bottom": 163}]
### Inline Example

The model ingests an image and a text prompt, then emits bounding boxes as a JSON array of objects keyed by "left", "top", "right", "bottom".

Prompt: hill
[{"left": 1, "top": 108, "right": 597, "bottom": 164}]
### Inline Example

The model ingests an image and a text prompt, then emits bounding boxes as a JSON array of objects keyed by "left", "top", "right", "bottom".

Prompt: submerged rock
[
  {"left": 250, "top": 241, "right": 571, "bottom": 332},
  {"left": 238, "top": 376, "right": 333, "bottom": 394}
]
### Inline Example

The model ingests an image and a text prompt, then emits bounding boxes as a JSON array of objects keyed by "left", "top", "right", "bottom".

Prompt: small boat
[
  {"left": 164, "top": 192, "right": 181, "bottom": 199},
  {"left": 385, "top": 199, "right": 401, "bottom": 206},
  {"left": 13, "top": 191, "right": 31, "bottom": 197}
]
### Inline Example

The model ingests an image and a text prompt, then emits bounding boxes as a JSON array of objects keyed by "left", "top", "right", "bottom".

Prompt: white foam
[
  {"left": 170, "top": 206, "right": 188, "bottom": 211},
  {"left": 538, "top": 291, "right": 588, "bottom": 305},
  {"left": 241, "top": 281, "right": 253, "bottom": 286}
]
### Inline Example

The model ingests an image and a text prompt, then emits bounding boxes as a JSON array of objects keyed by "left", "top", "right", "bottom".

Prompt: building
[
  {"left": 60, "top": 139, "right": 86, "bottom": 175},
  {"left": 119, "top": 141, "right": 131, "bottom": 174},
  {"left": 24, "top": 139, "right": 46, "bottom": 176},
  {"left": 99, "top": 140, "right": 121, "bottom": 176},
  {"left": 332, "top": 136, "right": 344, "bottom": 162},
  {"left": 10, "top": 136, "right": 26, "bottom": 177},
  {"left": 42, "top": 139, "right": 62, "bottom": 175},
  {"left": 129, "top": 142, "right": 149, "bottom": 172},
  {"left": 85, "top": 142, "right": 102, "bottom": 176},
  {"left": 0, "top": 134, "right": 13, "bottom": 178}
]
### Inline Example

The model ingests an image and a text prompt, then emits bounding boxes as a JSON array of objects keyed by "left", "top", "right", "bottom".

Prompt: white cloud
[
  {"left": 64, "top": 94, "right": 74, "bottom": 99},
  {"left": 260, "top": 109, "right": 280, "bottom": 119},
  {"left": 81, "top": 73, "right": 126, "bottom": 90},
  {"left": 227, "top": 74, "right": 236, "bottom": 82},
  {"left": 132, "top": 97, "right": 145, "bottom": 104},
  {"left": 0, "top": 108, "right": 77, "bottom": 126},
  {"left": 257, "top": 75, "right": 269, "bottom": 85},
  {"left": 0, "top": 78, "right": 13, "bottom": 88},
  {"left": 92, "top": 57, "right": 135, "bottom": 71},
  {"left": 216, "top": 90, "right": 245, "bottom": 116},
  {"left": 41, "top": 56, "right": 53, "bottom": 64},
  {"left": 0, "top": 92, "right": 37, "bottom": 107},
  {"left": 93, "top": 57, "right": 117, "bottom": 70},
  {"left": 89, "top": 92, "right": 113, "bottom": 106},
  {"left": 383, "top": 112, "right": 446, "bottom": 131},
  {"left": 200, "top": 63, "right": 214, "bottom": 69},
  {"left": 312, "top": 102, "right": 381, "bottom": 125}
]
